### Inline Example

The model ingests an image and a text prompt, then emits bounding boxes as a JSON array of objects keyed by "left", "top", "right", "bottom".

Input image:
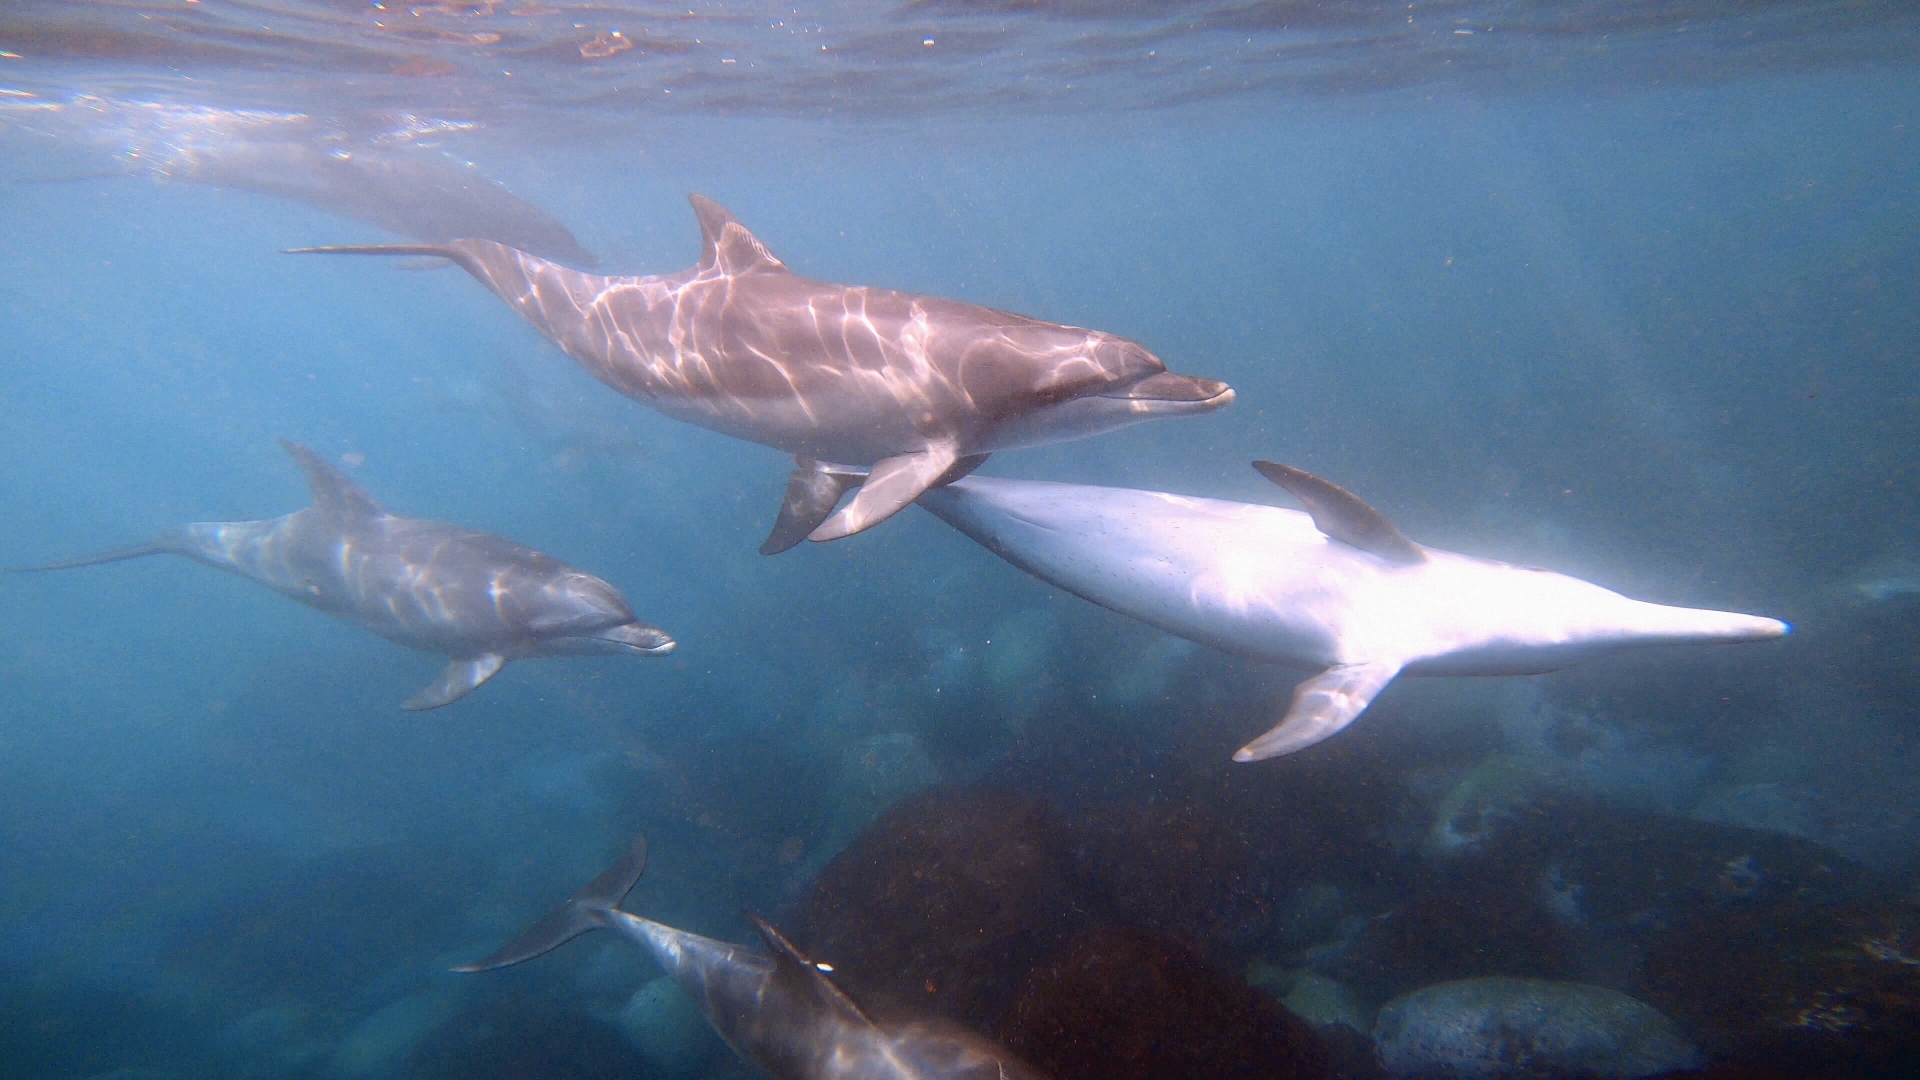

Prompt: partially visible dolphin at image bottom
[
  {"left": 289, "top": 195, "right": 1233, "bottom": 552},
  {"left": 458, "top": 834, "right": 1052, "bottom": 1080},
  {"left": 918, "top": 463, "right": 1788, "bottom": 761},
  {"left": 3, "top": 440, "right": 673, "bottom": 709}
]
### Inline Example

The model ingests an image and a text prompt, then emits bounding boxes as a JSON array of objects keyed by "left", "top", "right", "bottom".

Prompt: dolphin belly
[{"left": 919, "top": 476, "right": 1346, "bottom": 666}]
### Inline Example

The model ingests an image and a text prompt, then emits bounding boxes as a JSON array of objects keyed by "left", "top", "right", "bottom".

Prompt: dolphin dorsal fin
[
  {"left": 1252, "top": 461, "right": 1425, "bottom": 566},
  {"left": 749, "top": 914, "right": 874, "bottom": 1029},
  {"left": 689, "top": 194, "right": 789, "bottom": 277},
  {"left": 281, "top": 440, "right": 384, "bottom": 522}
]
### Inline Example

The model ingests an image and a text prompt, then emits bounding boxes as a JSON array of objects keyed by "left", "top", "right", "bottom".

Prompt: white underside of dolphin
[{"left": 917, "top": 462, "right": 1789, "bottom": 760}]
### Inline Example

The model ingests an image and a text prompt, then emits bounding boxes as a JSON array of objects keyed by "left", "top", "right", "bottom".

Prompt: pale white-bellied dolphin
[
  {"left": 917, "top": 463, "right": 1789, "bottom": 761},
  {"left": 3, "top": 440, "right": 673, "bottom": 709},
  {"left": 288, "top": 195, "right": 1233, "bottom": 552},
  {"left": 457, "top": 835, "right": 1052, "bottom": 1080}
]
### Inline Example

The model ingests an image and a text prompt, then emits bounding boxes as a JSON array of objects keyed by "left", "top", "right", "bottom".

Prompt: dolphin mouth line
[{"left": 1097, "top": 373, "right": 1236, "bottom": 411}]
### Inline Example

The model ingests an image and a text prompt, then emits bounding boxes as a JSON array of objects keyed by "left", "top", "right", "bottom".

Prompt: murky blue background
[{"left": 2, "top": 3, "right": 1917, "bottom": 1077}]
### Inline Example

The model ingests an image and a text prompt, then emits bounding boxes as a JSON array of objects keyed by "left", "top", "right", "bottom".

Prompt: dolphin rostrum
[
  {"left": 288, "top": 195, "right": 1233, "bottom": 552},
  {"left": 918, "top": 463, "right": 1789, "bottom": 760},
  {"left": 457, "top": 834, "right": 1052, "bottom": 1080},
  {"left": 3, "top": 440, "right": 673, "bottom": 709}
]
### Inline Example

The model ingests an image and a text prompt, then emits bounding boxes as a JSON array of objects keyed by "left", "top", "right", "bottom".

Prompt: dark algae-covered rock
[
  {"left": 1640, "top": 897, "right": 1920, "bottom": 1076},
  {"left": 999, "top": 926, "right": 1330, "bottom": 1079},
  {"left": 1372, "top": 977, "right": 1701, "bottom": 1079},
  {"left": 786, "top": 787, "right": 1089, "bottom": 1032}
]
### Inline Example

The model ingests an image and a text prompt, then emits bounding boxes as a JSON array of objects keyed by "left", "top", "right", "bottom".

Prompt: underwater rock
[
  {"left": 1372, "top": 977, "right": 1701, "bottom": 1079},
  {"left": 1639, "top": 896, "right": 1920, "bottom": 1073},
  {"left": 1249, "top": 963, "right": 1371, "bottom": 1032},
  {"left": 1286, "top": 971, "right": 1370, "bottom": 1033},
  {"left": 1690, "top": 781, "right": 1819, "bottom": 842},
  {"left": 615, "top": 974, "right": 721, "bottom": 1079},
  {"left": 408, "top": 992, "right": 650, "bottom": 1080},
  {"left": 326, "top": 987, "right": 465, "bottom": 1077},
  {"left": 1328, "top": 790, "right": 1877, "bottom": 1005},
  {"left": 1064, "top": 797, "right": 1258, "bottom": 955},
  {"left": 1322, "top": 863, "right": 1582, "bottom": 1007},
  {"left": 998, "top": 926, "right": 1329, "bottom": 1080},
  {"left": 803, "top": 731, "right": 941, "bottom": 874},
  {"left": 1418, "top": 753, "right": 1544, "bottom": 863},
  {"left": 163, "top": 843, "right": 475, "bottom": 1011},
  {"left": 213, "top": 1004, "right": 324, "bottom": 1079},
  {"left": 787, "top": 788, "right": 1086, "bottom": 1032}
]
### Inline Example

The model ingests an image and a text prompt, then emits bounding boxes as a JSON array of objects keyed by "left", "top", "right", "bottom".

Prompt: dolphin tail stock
[
  {"left": 452, "top": 833, "right": 650, "bottom": 973},
  {"left": 2, "top": 540, "right": 175, "bottom": 573},
  {"left": 1234, "top": 660, "right": 1404, "bottom": 762}
]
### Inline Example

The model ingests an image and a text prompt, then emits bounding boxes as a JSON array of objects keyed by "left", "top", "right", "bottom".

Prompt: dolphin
[
  {"left": 3, "top": 440, "right": 673, "bottom": 709},
  {"left": 917, "top": 462, "right": 1789, "bottom": 760},
  {"left": 287, "top": 195, "right": 1233, "bottom": 552},
  {"left": 457, "top": 834, "right": 1052, "bottom": 1080},
  {"left": 1, "top": 95, "right": 597, "bottom": 265}
]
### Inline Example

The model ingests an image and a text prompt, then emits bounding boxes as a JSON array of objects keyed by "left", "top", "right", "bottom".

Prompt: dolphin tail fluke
[
  {"left": 1235, "top": 660, "right": 1403, "bottom": 761},
  {"left": 2, "top": 541, "right": 171, "bottom": 573},
  {"left": 402, "top": 653, "right": 507, "bottom": 710},
  {"left": 761, "top": 459, "right": 868, "bottom": 555},
  {"left": 809, "top": 444, "right": 966, "bottom": 544},
  {"left": 453, "top": 834, "right": 649, "bottom": 973}
]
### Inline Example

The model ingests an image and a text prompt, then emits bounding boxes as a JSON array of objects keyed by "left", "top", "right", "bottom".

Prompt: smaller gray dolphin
[
  {"left": 459, "top": 835, "right": 1051, "bottom": 1080},
  {"left": 4, "top": 440, "right": 672, "bottom": 709},
  {"left": 918, "top": 463, "right": 1789, "bottom": 760}
]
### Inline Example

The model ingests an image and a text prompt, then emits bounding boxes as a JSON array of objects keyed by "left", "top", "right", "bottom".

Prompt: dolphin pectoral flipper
[
  {"left": 404, "top": 653, "right": 507, "bottom": 710},
  {"left": 760, "top": 459, "right": 869, "bottom": 556},
  {"left": 808, "top": 444, "right": 961, "bottom": 543},
  {"left": 1234, "top": 660, "right": 1403, "bottom": 761},
  {"left": 454, "top": 834, "right": 649, "bottom": 972},
  {"left": 1251, "top": 461, "right": 1425, "bottom": 565}
]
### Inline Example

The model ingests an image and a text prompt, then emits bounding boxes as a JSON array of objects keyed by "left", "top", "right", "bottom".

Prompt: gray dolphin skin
[
  {"left": 288, "top": 195, "right": 1233, "bottom": 552},
  {"left": 1, "top": 96, "right": 597, "bottom": 265},
  {"left": 457, "top": 834, "right": 1052, "bottom": 1080},
  {"left": 3, "top": 440, "right": 673, "bottom": 709},
  {"left": 918, "top": 463, "right": 1789, "bottom": 761}
]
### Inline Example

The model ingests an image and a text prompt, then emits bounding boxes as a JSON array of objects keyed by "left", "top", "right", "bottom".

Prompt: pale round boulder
[{"left": 1373, "top": 977, "right": 1702, "bottom": 1079}]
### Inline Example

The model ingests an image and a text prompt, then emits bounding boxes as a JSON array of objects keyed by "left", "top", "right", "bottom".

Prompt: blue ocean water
[{"left": 2, "top": 3, "right": 1917, "bottom": 1078}]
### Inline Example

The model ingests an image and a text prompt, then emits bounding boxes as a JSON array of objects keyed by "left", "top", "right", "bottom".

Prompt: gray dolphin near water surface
[
  {"left": 919, "top": 463, "right": 1788, "bottom": 760},
  {"left": 3, "top": 95, "right": 597, "bottom": 264},
  {"left": 459, "top": 835, "right": 1051, "bottom": 1080},
  {"left": 289, "top": 195, "right": 1233, "bottom": 552},
  {"left": 3, "top": 441, "right": 672, "bottom": 709}
]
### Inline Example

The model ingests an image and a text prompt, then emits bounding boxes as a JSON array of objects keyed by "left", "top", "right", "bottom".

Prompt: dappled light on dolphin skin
[{"left": 289, "top": 194, "right": 1232, "bottom": 549}]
